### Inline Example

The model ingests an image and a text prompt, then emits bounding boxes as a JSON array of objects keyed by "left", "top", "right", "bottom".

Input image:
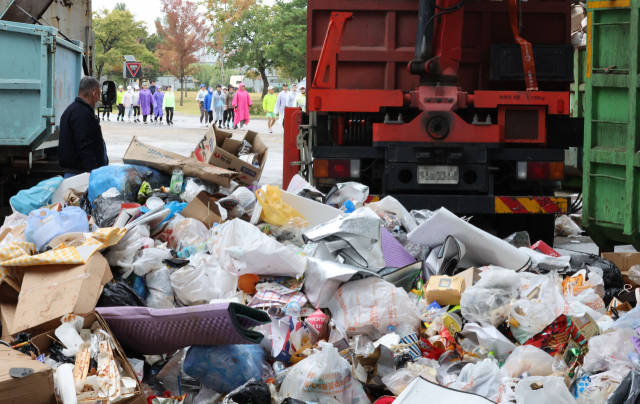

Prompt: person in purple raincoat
[
  {"left": 153, "top": 86, "right": 165, "bottom": 125},
  {"left": 138, "top": 83, "right": 153, "bottom": 124}
]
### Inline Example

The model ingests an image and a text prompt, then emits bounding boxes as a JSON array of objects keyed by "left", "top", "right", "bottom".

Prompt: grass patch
[{"left": 174, "top": 91, "right": 266, "bottom": 119}]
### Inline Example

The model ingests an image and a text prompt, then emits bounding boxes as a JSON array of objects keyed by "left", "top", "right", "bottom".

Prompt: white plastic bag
[
  {"left": 368, "top": 196, "right": 418, "bottom": 232},
  {"left": 382, "top": 367, "right": 437, "bottom": 396},
  {"left": 280, "top": 342, "right": 354, "bottom": 404},
  {"left": 171, "top": 253, "right": 238, "bottom": 306},
  {"left": 145, "top": 268, "right": 175, "bottom": 309},
  {"left": 582, "top": 328, "right": 638, "bottom": 376},
  {"left": 327, "top": 277, "right": 420, "bottom": 335},
  {"left": 131, "top": 247, "right": 172, "bottom": 277},
  {"left": 510, "top": 299, "right": 558, "bottom": 344},
  {"left": 515, "top": 376, "right": 576, "bottom": 404},
  {"left": 497, "top": 377, "right": 520, "bottom": 404},
  {"left": 156, "top": 214, "right": 210, "bottom": 251},
  {"left": 106, "top": 225, "right": 152, "bottom": 277},
  {"left": 209, "top": 219, "right": 306, "bottom": 277},
  {"left": 448, "top": 359, "right": 508, "bottom": 401},
  {"left": 503, "top": 346, "right": 555, "bottom": 378},
  {"left": 575, "top": 371, "right": 622, "bottom": 404},
  {"left": 555, "top": 215, "right": 582, "bottom": 236}
]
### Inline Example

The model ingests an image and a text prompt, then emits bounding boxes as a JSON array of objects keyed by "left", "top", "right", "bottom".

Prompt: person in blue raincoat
[
  {"left": 212, "top": 84, "right": 225, "bottom": 128},
  {"left": 204, "top": 86, "right": 214, "bottom": 126}
]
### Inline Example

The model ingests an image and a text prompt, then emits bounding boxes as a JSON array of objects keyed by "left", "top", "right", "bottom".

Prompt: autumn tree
[
  {"left": 202, "top": 0, "right": 254, "bottom": 87},
  {"left": 226, "top": 4, "right": 275, "bottom": 98},
  {"left": 93, "top": 7, "right": 156, "bottom": 80},
  {"left": 156, "top": 0, "right": 208, "bottom": 106}
]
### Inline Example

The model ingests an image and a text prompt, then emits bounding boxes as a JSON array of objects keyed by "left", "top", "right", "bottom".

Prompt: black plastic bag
[
  {"left": 92, "top": 194, "right": 127, "bottom": 228},
  {"left": 79, "top": 191, "right": 93, "bottom": 216},
  {"left": 96, "top": 280, "right": 147, "bottom": 307},
  {"left": 14, "top": 332, "right": 38, "bottom": 357},
  {"left": 604, "top": 370, "right": 640, "bottom": 404},
  {"left": 49, "top": 340, "right": 76, "bottom": 364},
  {"left": 149, "top": 191, "right": 182, "bottom": 204},
  {"left": 568, "top": 255, "right": 625, "bottom": 306},
  {"left": 226, "top": 380, "right": 270, "bottom": 404}
]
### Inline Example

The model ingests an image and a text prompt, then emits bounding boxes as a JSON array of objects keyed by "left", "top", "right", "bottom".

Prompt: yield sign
[{"left": 126, "top": 62, "right": 141, "bottom": 78}]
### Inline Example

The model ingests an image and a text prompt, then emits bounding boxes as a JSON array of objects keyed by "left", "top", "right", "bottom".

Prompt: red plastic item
[{"left": 531, "top": 240, "right": 561, "bottom": 257}]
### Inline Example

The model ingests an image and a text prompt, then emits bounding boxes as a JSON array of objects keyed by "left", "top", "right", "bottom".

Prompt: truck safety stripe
[{"left": 495, "top": 197, "right": 568, "bottom": 214}]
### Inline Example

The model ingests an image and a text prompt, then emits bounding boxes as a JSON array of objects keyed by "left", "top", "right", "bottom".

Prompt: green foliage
[
  {"left": 114, "top": 3, "right": 127, "bottom": 11},
  {"left": 269, "top": 0, "right": 306, "bottom": 82}
]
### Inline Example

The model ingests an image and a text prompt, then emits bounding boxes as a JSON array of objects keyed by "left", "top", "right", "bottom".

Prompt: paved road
[{"left": 102, "top": 112, "right": 285, "bottom": 187}]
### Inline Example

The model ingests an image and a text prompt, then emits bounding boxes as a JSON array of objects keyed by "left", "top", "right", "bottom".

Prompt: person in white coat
[
  {"left": 132, "top": 85, "right": 140, "bottom": 123},
  {"left": 287, "top": 84, "right": 298, "bottom": 108},
  {"left": 123, "top": 86, "right": 134, "bottom": 123},
  {"left": 274, "top": 83, "right": 290, "bottom": 127}
]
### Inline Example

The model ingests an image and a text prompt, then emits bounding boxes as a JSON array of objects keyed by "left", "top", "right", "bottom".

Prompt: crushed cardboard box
[
  {"left": 0, "top": 278, "right": 19, "bottom": 342},
  {"left": 181, "top": 191, "right": 227, "bottom": 229},
  {"left": 0, "top": 344, "right": 56, "bottom": 403},
  {"left": 123, "top": 136, "right": 239, "bottom": 188},
  {"left": 193, "top": 125, "right": 268, "bottom": 186}
]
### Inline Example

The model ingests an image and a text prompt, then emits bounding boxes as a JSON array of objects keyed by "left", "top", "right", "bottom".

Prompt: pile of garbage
[{"left": 2, "top": 134, "right": 640, "bottom": 404}]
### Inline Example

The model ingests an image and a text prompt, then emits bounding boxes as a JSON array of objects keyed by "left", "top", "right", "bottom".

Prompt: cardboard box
[
  {"left": 11, "top": 252, "right": 113, "bottom": 336},
  {"left": 194, "top": 125, "right": 268, "bottom": 186},
  {"left": 181, "top": 191, "right": 227, "bottom": 228},
  {"left": 31, "top": 311, "right": 143, "bottom": 404},
  {"left": 601, "top": 252, "right": 640, "bottom": 286},
  {"left": 423, "top": 276, "right": 466, "bottom": 306},
  {"left": 456, "top": 267, "right": 481, "bottom": 289},
  {"left": 0, "top": 278, "right": 19, "bottom": 342},
  {"left": 123, "top": 136, "right": 239, "bottom": 188},
  {"left": 0, "top": 344, "right": 56, "bottom": 403}
]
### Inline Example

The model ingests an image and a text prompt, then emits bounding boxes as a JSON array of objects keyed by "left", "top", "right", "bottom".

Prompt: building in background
[{"left": 156, "top": 75, "right": 196, "bottom": 91}]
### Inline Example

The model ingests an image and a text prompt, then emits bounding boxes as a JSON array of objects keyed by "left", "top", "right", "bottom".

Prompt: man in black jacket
[
  {"left": 149, "top": 80, "right": 157, "bottom": 116},
  {"left": 59, "top": 76, "right": 109, "bottom": 178}
]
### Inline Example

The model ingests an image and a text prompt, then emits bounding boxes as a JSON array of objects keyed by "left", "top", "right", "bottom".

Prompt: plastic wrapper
[
  {"left": 181, "top": 177, "right": 219, "bottom": 204},
  {"left": 503, "top": 345, "right": 555, "bottom": 378},
  {"left": 145, "top": 268, "right": 176, "bottom": 309},
  {"left": 25, "top": 206, "right": 90, "bottom": 251},
  {"left": 410, "top": 208, "right": 437, "bottom": 225},
  {"left": 88, "top": 164, "right": 169, "bottom": 203},
  {"left": 368, "top": 196, "right": 418, "bottom": 232},
  {"left": 96, "top": 280, "right": 147, "bottom": 307},
  {"left": 222, "top": 379, "right": 270, "bottom": 404},
  {"left": 171, "top": 253, "right": 238, "bottom": 305},
  {"left": 9, "top": 176, "right": 63, "bottom": 215},
  {"left": 280, "top": 342, "right": 353, "bottom": 404},
  {"left": 523, "top": 315, "right": 590, "bottom": 356},
  {"left": 273, "top": 217, "right": 307, "bottom": 247},
  {"left": 92, "top": 193, "right": 127, "bottom": 228},
  {"left": 575, "top": 371, "right": 622, "bottom": 404},
  {"left": 49, "top": 339, "right": 76, "bottom": 364},
  {"left": 13, "top": 332, "right": 38, "bottom": 357},
  {"left": 157, "top": 350, "right": 188, "bottom": 395},
  {"left": 514, "top": 376, "right": 577, "bottom": 404},
  {"left": 448, "top": 359, "right": 507, "bottom": 401},
  {"left": 238, "top": 139, "right": 253, "bottom": 156},
  {"left": 325, "top": 182, "right": 369, "bottom": 207},
  {"left": 460, "top": 267, "right": 522, "bottom": 326},
  {"left": 555, "top": 215, "right": 582, "bottom": 236}
]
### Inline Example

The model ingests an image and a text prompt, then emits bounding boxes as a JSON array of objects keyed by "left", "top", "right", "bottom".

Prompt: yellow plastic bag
[{"left": 256, "top": 185, "right": 308, "bottom": 226}]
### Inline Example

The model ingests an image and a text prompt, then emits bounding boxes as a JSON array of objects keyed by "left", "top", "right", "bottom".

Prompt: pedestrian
[
  {"left": 101, "top": 103, "right": 111, "bottom": 121},
  {"left": 295, "top": 85, "right": 306, "bottom": 111},
  {"left": 116, "top": 85, "right": 125, "bottom": 122},
  {"left": 123, "top": 86, "right": 134, "bottom": 123},
  {"left": 59, "top": 77, "right": 108, "bottom": 178},
  {"left": 149, "top": 80, "right": 157, "bottom": 116},
  {"left": 213, "top": 84, "right": 225, "bottom": 128},
  {"left": 287, "top": 84, "right": 298, "bottom": 108},
  {"left": 274, "top": 83, "right": 289, "bottom": 127},
  {"left": 232, "top": 83, "right": 252, "bottom": 129},
  {"left": 133, "top": 85, "right": 140, "bottom": 122},
  {"left": 224, "top": 85, "right": 235, "bottom": 129},
  {"left": 263, "top": 86, "right": 277, "bottom": 133},
  {"left": 153, "top": 86, "right": 165, "bottom": 125},
  {"left": 138, "top": 83, "right": 153, "bottom": 124},
  {"left": 204, "top": 86, "right": 214, "bottom": 125},
  {"left": 164, "top": 85, "right": 175, "bottom": 125},
  {"left": 196, "top": 84, "right": 207, "bottom": 126}
]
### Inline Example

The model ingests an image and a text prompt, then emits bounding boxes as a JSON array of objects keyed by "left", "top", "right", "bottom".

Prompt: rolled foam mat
[{"left": 96, "top": 302, "right": 271, "bottom": 354}]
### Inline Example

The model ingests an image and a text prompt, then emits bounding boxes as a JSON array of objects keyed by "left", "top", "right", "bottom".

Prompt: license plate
[{"left": 417, "top": 166, "right": 459, "bottom": 184}]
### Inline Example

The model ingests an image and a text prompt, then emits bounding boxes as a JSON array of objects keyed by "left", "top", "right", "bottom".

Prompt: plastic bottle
[
  {"left": 170, "top": 169, "right": 184, "bottom": 194},
  {"left": 176, "top": 242, "right": 207, "bottom": 258},
  {"left": 285, "top": 302, "right": 301, "bottom": 318}
]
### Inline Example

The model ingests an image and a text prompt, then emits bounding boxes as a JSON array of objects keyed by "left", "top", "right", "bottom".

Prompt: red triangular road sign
[{"left": 126, "top": 62, "right": 141, "bottom": 77}]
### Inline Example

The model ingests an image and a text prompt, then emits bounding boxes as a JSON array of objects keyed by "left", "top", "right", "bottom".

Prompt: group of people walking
[
  {"left": 197, "top": 83, "right": 253, "bottom": 130},
  {"left": 105, "top": 80, "right": 176, "bottom": 125},
  {"left": 262, "top": 83, "right": 306, "bottom": 133}
]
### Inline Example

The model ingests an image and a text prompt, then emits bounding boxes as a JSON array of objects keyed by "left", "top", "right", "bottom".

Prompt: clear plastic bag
[
  {"left": 582, "top": 328, "right": 637, "bottom": 376},
  {"left": 448, "top": 359, "right": 507, "bottom": 402},
  {"left": 131, "top": 247, "right": 173, "bottom": 277},
  {"left": 510, "top": 299, "right": 558, "bottom": 344},
  {"left": 575, "top": 371, "right": 622, "bottom": 404},
  {"left": 145, "top": 268, "right": 175, "bottom": 309},
  {"left": 503, "top": 346, "right": 555, "bottom": 378},
  {"left": 629, "top": 265, "right": 640, "bottom": 285},
  {"left": 171, "top": 253, "right": 238, "bottom": 306},
  {"left": 503, "top": 231, "right": 531, "bottom": 248},
  {"left": 156, "top": 214, "right": 210, "bottom": 251},
  {"left": 25, "top": 206, "right": 90, "bottom": 251},
  {"left": 180, "top": 177, "right": 219, "bottom": 204},
  {"left": 514, "top": 376, "right": 577, "bottom": 404},
  {"left": 461, "top": 287, "right": 513, "bottom": 327},
  {"left": 382, "top": 367, "right": 437, "bottom": 396},
  {"left": 555, "top": 215, "right": 582, "bottom": 237}
]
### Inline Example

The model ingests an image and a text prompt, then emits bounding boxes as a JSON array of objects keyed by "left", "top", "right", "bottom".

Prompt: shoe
[
  {"left": 144, "top": 121, "right": 148, "bottom": 124},
  {"left": 101, "top": 117, "right": 104, "bottom": 121},
  {"left": 107, "top": 118, "right": 110, "bottom": 121},
  {"left": 233, "top": 125, "right": 238, "bottom": 129},
  {"left": 160, "top": 122, "right": 163, "bottom": 125}
]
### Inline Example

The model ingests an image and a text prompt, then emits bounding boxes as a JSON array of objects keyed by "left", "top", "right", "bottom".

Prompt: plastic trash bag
[
  {"left": 382, "top": 367, "right": 437, "bottom": 396},
  {"left": 280, "top": 342, "right": 353, "bottom": 404},
  {"left": 503, "top": 346, "right": 555, "bottom": 378},
  {"left": 183, "top": 344, "right": 265, "bottom": 394},
  {"left": 181, "top": 177, "right": 219, "bottom": 204},
  {"left": 582, "top": 328, "right": 637, "bottom": 376},
  {"left": 256, "top": 185, "right": 307, "bottom": 226},
  {"left": 92, "top": 193, "right": 127, "bottom": 228},
  {"left": 96, "top": 280, "right": 147, "bottom": 307},
  {"left": 10, "top": 176, "right": 63, "bottom": 215},
  {"left": 555, "top": 215, "right": 582, "bottom": 237},
  {"left": 514, "top": 376, "right": 577, "bottom": 404},
  {"left": 105, "top": 225, "right": 152, "bottom": 277},
  {"left": 612, "top": 306, "right": 640, "bottom": 330},
  {"left": 327, "top": 277, "right": 420, "bottom": 335},
  {"left": 145, "top": 268, "right": 175, "bottom": 309},
  {"left": 575, "top": 371, "right": 622, "bottom": 404},
  {"left": 156, "top": 214, "right": 210, "bottom": 251},
  {"left": 449, "top": 359, "right": 508, "bottom": 401},
  {"left": 603, "top": 370, "right": 640, "bottom": 404},
  {"left": 171, "top": 253, "right": 238, "bottom": 306},
  {"left": 209, "top": 219, "right": 306, "bottom": 277},
  {"left": 131, "top": 248, "right": 173, "bottom": 277},
  {"left": 224, "top": 379, "right": 270, "bottom": 404},
  {"left": 88, "top": 164, "right": 169, "bottom": 203},
  {"left": 510, "top": 299, "right": 558, "bottom": 344},
  {"left": 25, "top": 206, "right": 89, "bottom": 251},
  {"left": 460, "top": 267, "right": 521, "bottom": 327}
]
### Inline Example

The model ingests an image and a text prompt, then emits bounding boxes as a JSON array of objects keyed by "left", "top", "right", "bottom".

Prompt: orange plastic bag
[{"left": 255, "top": 185, "right": 308, "bottom": 226}]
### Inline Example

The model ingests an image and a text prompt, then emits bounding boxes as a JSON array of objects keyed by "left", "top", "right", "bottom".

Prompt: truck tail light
[
  {"left": 517, "top": 161, "right": 564, "bottom": 181},
  {"left": 314, "top": 159, "right": 361, "bottom": 178}
]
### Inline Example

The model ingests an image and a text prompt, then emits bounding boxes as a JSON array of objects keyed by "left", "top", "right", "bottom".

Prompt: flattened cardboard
[
  {"left": 456, "top": 267, "right": 481, "bottom": 289},
  {"left": 0, "top": 344, "right": 55, "bottom": 403},
  {"left": 423, "top": 275, "right": 466, "bottom": 306},
  {"left": 194, "top": 125, "right": 268, "bottom": 186},
  {"left": 0, "top": 278, "right": 19, "bottom": 341},
  {"left": 12, "top": 253, "right": 113, "bottom": 336},
  {"left": 123, "top": 136, "right": 239, "bottom": 187},
  {"left": 601, "top": 252, "right": 640, "bottom": 287},
  {"left": 180, "top": 191, "right": 226, "bottom": 228}
]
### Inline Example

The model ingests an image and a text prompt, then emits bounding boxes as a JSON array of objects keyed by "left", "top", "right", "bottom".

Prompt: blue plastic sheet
[
  {"left": 10, "top": 177, "right": 64, "bottom": 215},
  {"left": 184, "top": 344, "right": 265, "bottom": 393},
  {"left": 88, "top": 165, "right": 169, "bottom": 203}
]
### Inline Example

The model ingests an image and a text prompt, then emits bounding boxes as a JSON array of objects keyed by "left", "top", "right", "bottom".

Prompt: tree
[
  {"left": 202, "top": 0, "right": 255, "bottom": 87},
  {"left": 226, "top": 4, "right": 275, "bottom": 98},
  {"left": 93, "top": 8, "right": 156, "bottom": 80},
  {"left": 245, "top": 69, "right": 261, "bottom": 91},
  {"left": 269, "top": 0, "right": 306, "bottom": 82},
  {"left": 156, "top": 0, "right": 208, "bottom": 106},
  {"left": 114, "top": 3, "right": 127, "bottom": 11},
  {"left": 139, "top": 30, "right": 165, "bottom": 86}
]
